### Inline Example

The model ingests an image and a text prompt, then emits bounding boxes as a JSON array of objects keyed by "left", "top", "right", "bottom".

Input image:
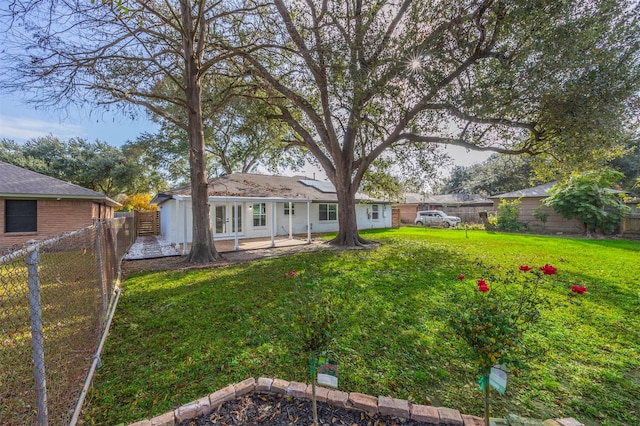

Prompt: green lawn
[{"left": 83, "top": 228, "right": 640, "bottom": 425}]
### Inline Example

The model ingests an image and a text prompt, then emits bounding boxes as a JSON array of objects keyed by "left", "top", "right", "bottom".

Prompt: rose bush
[
  {"left": 443, "top": 264, "right": 558, "bottom": 425},
  {"left": 447, "top": 265, "right": 554, "bottom": 375}
]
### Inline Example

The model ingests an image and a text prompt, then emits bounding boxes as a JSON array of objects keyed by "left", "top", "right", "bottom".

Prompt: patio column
[
  {"left": 271, "top": 201, "right": 276, "bottom": 247},
  {"left": 288, "top": 201, "right": 293, "bottom": 239},
  {"left": 307, "top": 201, "right": 311, "bottom": 243},
  {"left": 181, "top": 198, "right": 188, "bottom": 255},
  {"left": 234, "top": 200, "right": 239, "bottom": 251}
]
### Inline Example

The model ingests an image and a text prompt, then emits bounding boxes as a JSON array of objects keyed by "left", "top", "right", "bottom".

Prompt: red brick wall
[
  {"left": 0, "top": 198, "right": 112, "bottom": 249},
  {"left": 92, "top": 202, "right": 115, "bottom": 219},
  {"left": 396, "top": 204, "right": 419, "bottom": 224}
]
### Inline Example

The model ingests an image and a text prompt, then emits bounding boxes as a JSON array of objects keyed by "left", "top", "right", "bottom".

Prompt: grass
[
  {"left": 83, "top": 228, "right": 640, "bottom": 425},
  {"left": 1, "top": 251, "right": 104, "bottom": 425}
]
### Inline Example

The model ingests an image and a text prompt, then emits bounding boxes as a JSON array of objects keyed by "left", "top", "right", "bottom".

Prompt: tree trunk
[
  {"left": 330, "top": 177, "right": 369, "bottom": 246},
  {"left": 181, "top": 0, "right": 220, "bottom": 263}
]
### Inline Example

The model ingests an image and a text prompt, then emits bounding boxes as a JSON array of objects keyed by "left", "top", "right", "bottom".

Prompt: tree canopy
[
  {"left": 2, "top": 0, "right": 639, "bottom": 249},
  {"left": 0, "top": 0, "right": 261, "bottom": 261},
  {"left": 438, "top": 154, "right": 540, "bottom": 196},
  {"left": 0, "top": 136, "right": 167, "bottom": 197},
  {"left": 130, "top": 76, "right": 307, "bottom": 182},
  {"left": 228, "top": 0, "right": 639, "bottom": 245}
]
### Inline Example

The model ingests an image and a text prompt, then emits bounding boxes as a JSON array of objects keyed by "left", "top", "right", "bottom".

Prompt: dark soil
[
  {"left": 177, "top": 393, "right": 429, "bottom": 426},
  {"left": 123, "top": 241, "right": 378, "bottom": 274}
]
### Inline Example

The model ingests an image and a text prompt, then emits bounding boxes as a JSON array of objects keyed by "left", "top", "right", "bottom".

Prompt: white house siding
[
  {"left": 157, "top": 198, "right": 391, "bottom": 246},
  {"left": 158, "top": 201, "right": 173, "bottom": 242}
]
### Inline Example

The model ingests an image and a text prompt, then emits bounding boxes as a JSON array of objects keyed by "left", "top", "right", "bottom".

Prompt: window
[
  {"left": 319, "top": 203, "right": 337, "bottom": 221},
  {"left": 5, "top": 200, "right": 37, "bottom": 233},
  {"left": 284, "top": 203, "right": 295, "bottom": 215},
  {"left": 252, "top": 203, "right": 266, "bottom": 227},
  {"left": 371, "top": 205, "right": 379, "bottom": 220}
]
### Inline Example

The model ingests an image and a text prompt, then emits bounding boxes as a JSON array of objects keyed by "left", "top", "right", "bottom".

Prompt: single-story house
[
  {"left": 0, "top": 161, "right": 120, "bottom": 250},
  {"left": 395, "top": 193, "right": 493, "bottom": 224},
  {"left": 489, "top": 183, "right": 584, "bottom": 233},
  {"left": 151, "top": 173, "right": 392, "bottom": 251}
]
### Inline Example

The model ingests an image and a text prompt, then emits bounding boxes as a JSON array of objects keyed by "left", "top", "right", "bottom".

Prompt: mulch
[{"left": 177, "top": 392, "right": 428, "bottom": 426}]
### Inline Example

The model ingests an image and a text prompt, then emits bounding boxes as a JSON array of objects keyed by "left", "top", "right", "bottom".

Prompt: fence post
[
  {"left": 26, "top": 240, "right": 48, "bottom": 426},
  {"left": 95, "top": 221, "right": 108, "bottom": 313}
]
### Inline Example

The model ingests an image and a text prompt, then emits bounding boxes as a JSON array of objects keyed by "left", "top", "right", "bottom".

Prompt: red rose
[
  {"left": 289, "top": 269, "right": 296, "bottom": 278},
  {"left": 478, "top": 284, "right": 490, "bottom": 292},
  {"left": 457, "top": 275, "right": 465, "bottom": 280},
  {"left": 540, "top": 264, "right": 557, "bottom": 275},
  {"left": 477, "top": 279, "right": 487, "bottom": 287},
  {"left": 519, "top": 265, "right": 532, "bottom": 271},
  {"left": 571, "top": 285, "right": 587, "bottom": 294}
]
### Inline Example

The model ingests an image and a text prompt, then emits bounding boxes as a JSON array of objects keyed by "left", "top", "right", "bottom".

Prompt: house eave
[{"left": 0, "top": 192, "right": 120, "bottom": 207}]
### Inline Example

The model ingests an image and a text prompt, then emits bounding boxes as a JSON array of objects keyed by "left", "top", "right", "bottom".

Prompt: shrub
[
  {"left": 443, "top": 264, "right": 555, "bottom": 426},
  {"left": 544, "top": 170, "right": 631, "bottom": 235},
  {"left": 495, "top": 199, "right": 526, "bottom": 232}
]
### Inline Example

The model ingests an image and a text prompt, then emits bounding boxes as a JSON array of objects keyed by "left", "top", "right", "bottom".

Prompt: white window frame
[
  {"left": 319, "top": 203, "right": 337, "bottom": 221},
  {"left": 284, "top": 203, "right": 295, "bottom": 215},
  {"left": 252, "top": 203, "right": 266, "bottom": 227},
  {"left": 371, "top": 204, "right": 380, "bottom": 220}
]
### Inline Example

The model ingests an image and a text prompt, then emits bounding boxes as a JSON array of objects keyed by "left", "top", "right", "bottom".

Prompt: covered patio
[{"left": 124, "top": 234, "right": 314, "bottom": 261}]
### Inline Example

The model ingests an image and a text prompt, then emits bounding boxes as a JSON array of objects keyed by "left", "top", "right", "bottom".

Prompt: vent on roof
[{"left": 299, "top": 179, "right": 336, "bottom": 193}]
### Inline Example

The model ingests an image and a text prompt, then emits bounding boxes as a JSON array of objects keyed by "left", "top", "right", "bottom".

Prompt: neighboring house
[
  {"left": 395, "top": 193, "right": 428, "bottom": 224},
  {"left": 0, "top": 161, "right": 120, "bottom": 250},
  {"left": 151, "top": 173, "right": 392, "bottom": 251},
  {"left": 420, "top": 194, "right": 494, "bottom": 223},
  {"left": 395, "top": 193, "right": 493, "bottom": 224},
  {"left": 489, "top": 183, "right": 583, "bottom": 233}
]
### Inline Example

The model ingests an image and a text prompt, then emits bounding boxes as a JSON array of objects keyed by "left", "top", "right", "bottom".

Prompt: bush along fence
[{"left": 0, "top": 217, "right": 135, "bottom": 426}]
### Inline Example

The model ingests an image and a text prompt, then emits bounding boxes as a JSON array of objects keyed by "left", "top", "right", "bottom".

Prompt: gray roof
[
  {"left": 489, "top": 183, "right": 556, "bottom": 199},
  {"left": 153, "top": 173, "right": 385, "bottom": 204},
  {"left": 0, "top": 161, "right": 117, "bottom": 205},
  {"left": 490, "top": 182, "right": 629, "bottom": 199},
  {"left": 423, "top": 193, "right": 493, "bottom": 206},
  {"left": 401, "top": 192, "right": 429, "bottom": 204}
]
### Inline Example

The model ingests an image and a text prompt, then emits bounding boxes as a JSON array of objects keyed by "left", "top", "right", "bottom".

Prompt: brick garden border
[{"left": 127, "top": 377, "right": 583, "bottom": 426}]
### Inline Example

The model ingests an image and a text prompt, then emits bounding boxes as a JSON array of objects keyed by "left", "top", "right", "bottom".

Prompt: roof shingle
[{"left": 0, "top": 161, "right": 109, "bottom": 199}]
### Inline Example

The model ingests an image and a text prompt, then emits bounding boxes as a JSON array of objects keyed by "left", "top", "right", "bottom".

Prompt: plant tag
[
  {"left": 317, "top": 357, "right": 338, "bottom": 388},
  {"left": 489, "top": 365, "right": 507, "bottom": 394}
]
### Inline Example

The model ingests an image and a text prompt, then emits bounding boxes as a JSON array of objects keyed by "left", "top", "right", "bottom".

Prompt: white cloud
[{"left": 0, "top": 115, "right": 84, "bottom": 142}]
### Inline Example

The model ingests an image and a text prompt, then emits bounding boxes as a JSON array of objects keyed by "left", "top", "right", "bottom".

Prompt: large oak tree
[
  {"left": 231, "top": 0, "right": 639, "bottom": 246},
  {"left": 1, "top": 0, "right": 257, "bottom": 262}
]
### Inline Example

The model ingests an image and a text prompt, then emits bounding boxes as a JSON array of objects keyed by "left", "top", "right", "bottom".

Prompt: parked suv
[{"left": 414, "top": 210, "right": 461, "bottom": 228}]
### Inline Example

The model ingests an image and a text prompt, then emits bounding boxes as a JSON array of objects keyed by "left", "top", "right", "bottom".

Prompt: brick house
[
  {"left": 0, "top": 161, "right": 120, "bottom": 250},
  {"left": 489, "top": 183, "right": 584, "bottom": 233},
  {"left": 395, "top": 193, "right": 493, "bottom": 224}
]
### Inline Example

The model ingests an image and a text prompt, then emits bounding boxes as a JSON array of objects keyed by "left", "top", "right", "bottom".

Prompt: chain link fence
[{"left": 0, "top": 217, "right": 135, "bottom": 426}]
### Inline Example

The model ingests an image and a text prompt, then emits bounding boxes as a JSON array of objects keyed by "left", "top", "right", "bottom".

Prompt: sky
[
  {"left": 0, "top": 93, "right": 159, "bottom": 147},
  {"left": 0, "top": 91, "right": 492, "bottom": 176}
]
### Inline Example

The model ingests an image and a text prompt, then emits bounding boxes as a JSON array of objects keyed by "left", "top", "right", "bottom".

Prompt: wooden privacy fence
[
  {"left": 134, "top": 211, "right": 160, "bottom": 236},
  {"left": 622, "top": 214, "right": 640, "bottom": 236}
]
